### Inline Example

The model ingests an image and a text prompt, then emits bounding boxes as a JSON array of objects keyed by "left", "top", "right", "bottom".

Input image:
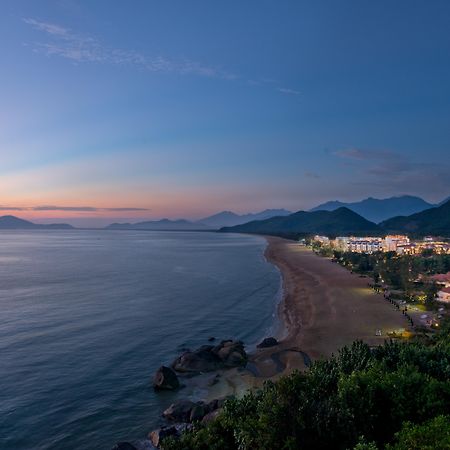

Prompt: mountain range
[
  {"left": 197, "top": 209, "right": 292, "bottom": 228},
  {"left": 310, "top": 195, "right": 437, "bottom": 223},
  {"left": 220, "top": 207, "right": 380, "bottom": 237},
  {"left": 221, "top": 199, "right": 450, "bottom": 238},
  {"left": 1, "top": 198, "right": 449, "bottom": 236},
  {"left": 0, "top": 215, "right": 73, "bottom": 230},
  {"left": 381, "top": 199, "right": 450, "bottom": 236}
]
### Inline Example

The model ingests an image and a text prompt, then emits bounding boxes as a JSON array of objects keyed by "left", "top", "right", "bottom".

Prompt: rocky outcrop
[
  {"left": 162, "top": 397, "right": 229, "bottom": 423},
  {"left": 163, "top": 400, "right": 198, "bottom": 422},
  {"left": 153, "top": 366, "right": 180, "bottom": 390},
  {"left": 257, "top": 337, "right": 279, "bottom": 348},
  {"left": 149, "top": 424, "right": 191, "bottom": 447},
  {"left": 171, "top": 340, "right": 247, "bottom": 373},
  {"left": 111, "top": 443, "right": 138, "bottom": 450}
]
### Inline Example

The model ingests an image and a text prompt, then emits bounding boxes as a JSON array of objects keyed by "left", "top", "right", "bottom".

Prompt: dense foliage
[
  {"left": 331, "top": 251, "right": 450, "bottom": 309},
  {"left": 164, "top": 326, "right": 450, "bottom": 450}
]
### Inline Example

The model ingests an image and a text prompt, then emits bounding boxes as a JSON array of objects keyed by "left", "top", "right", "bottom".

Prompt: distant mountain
[
  {"left": 310, "top": 196, "right": 434, "bottom": 223},
  {"left": 198, "top": 209, "right": 292, "bottom": 229},
  {"left": 438, "top": 196, "right": 450, "bottom": 206},
  {"left": 105, "top": 218, "right": 212, "bottom": 231},
  {"left": 0, "top": 215, "right": 73, "bottom": 230},
  {"left": 220, "top": 207, "right": 380, "bottom": 237},
  {"left": 380, "top": 200, "right": 450, "bottom": 236}
]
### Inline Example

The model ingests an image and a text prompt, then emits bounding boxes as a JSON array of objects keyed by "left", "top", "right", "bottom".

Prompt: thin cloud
[
  {"left": 304, "top": 171, "right": 320, "bottom": 179},
  {"left": 277, "top": 87, "right": 301, "bottom": 96},
  {"left": 33, "top": 205, "right": 150, "bottom": 212},
  {"left": 0, "top": 206, "right": 25, "bottom": 211},
  {"left": 333, "top": 148, "right": 395, "bottom": 161},
  {"left": 33, "top": 205, "right": 98, "bottom": 211},
  {"left": 23, "top": 18, "right": 235, "bottom": 79},
  {"left": 104, "top": 207, "right": 150, "bottom": 212},
  {"left": 333, "top": 147, "right": 450, "bottom": 197},
  {"left": 0, "top": 205, "right": 150, "bottom": 212}
]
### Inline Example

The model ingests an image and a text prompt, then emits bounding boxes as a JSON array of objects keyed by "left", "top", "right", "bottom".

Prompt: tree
[{"left": 386, "top": 415, "right": 450, "bottom": 450}]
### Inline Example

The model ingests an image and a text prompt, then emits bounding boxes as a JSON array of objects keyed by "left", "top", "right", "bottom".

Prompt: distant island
[{"left": 0, "top": 215, "right": 73, "bottom": 230}]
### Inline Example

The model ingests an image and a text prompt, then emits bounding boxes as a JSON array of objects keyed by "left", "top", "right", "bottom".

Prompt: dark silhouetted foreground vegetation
[{"left": 164, "top": 324, "right": 450, "bottom": 450}]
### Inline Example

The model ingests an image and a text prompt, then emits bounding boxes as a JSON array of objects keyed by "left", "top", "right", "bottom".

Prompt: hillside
[
  {"left": 310, "top": 195, "right": 434, "bottom": 223},
  {"left": 0, "top": 215, "right": 73, "bottom": 230},
  {"left": 220, "top": 207, "right": 380, "bottom": 237},
  {"left": 380, "top": 199, "right": 450, "bottom": 236},
  {"left": 198, "top": 209, "right": 291, "bottom": 228}
]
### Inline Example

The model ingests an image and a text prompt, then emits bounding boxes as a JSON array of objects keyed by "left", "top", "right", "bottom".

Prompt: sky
[{"left": 1, "top": 0, "right": 450, "bottom": 226}]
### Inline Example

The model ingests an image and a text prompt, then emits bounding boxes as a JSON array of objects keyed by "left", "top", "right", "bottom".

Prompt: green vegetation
[
  {"left": 164, "top": 325, "right": 450, "bottom": 450},
  {"left": 331, "top": 250, "right": 450, "bottom": 309}
]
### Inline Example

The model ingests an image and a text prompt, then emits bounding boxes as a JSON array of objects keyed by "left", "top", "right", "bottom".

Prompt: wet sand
[
  {"left": 237, "top": 236, "right": 412, "bottom": 386},
  {"left": 207, "top": 236, "right": 412, "bottom": 395}
]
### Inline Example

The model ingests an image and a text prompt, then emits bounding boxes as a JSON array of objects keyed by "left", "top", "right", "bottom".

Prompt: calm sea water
[{"left": 0, "top": 230, "right": 280, "bottom": 449}]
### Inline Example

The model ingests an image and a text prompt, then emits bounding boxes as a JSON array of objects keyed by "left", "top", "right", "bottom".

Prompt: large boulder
[
  {"left": 171, "top": 340, "right": 247, "bottom": 374},
  {"left": 153, "top": 366, "right": 180, "bottom": 390},
  {"left": 172, "top": 347, "right": 223, "bottom": 373},
  {"left": 189, "top": 403, "right": 206, "bottom": 422},
  {"left": 201, "top": 408, "right": 222, "bottom": 424},
  {"left": 256, "top": 337, "right": 279, "bottom": 348},
  {"left": 213, "top": 340, "right": 247, "bottom": 367},
  {"left": 111, "top": 443, "right": 138, "bottom": 450},
  {"left": 163, "top": 400, "right": 197, "bottom": 422},
  {"left": 149, "top": 424, "right": 192, "bottom": 448},
  {"left": 148, "top": 426, "right": 178, "bottom": 447}
]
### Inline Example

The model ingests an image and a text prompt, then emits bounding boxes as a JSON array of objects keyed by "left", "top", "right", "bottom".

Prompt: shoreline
[{"left": 233, "top": 235, "right": 413, "bottom": 386}]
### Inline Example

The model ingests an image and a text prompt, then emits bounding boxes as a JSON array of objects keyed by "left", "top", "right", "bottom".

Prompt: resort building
[
  {"left": 312, "top": 234, "right": 450, "bottom": 256},
  {"left": 347, "top": 238, "right": 383, "bottom": 254},
  {"left": 429, "top": 272, "right": 450, "bottom": 288},
  {"left": 313, "top": 235, "right": 330, "bottom": 245},
  {"left": 396, "top": 239, "right": 450, "bottom": 255},
  {"left": 437, "top": 287, "right": 450, "bottom": 303},
  {"left": 383, "top": 235, "right": 410, "bottom": 252}
]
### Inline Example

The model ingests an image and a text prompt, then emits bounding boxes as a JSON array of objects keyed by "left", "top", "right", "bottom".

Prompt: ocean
[{"left": 0, "top": 230, "right": 281, "bottom": 449}]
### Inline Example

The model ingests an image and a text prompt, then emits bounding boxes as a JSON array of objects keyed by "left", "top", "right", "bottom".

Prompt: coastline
[{"left": 239, "top": 235, "right": 413, "bottom": 384}]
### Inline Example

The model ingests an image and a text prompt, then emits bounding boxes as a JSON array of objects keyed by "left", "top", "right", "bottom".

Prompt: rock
[
  {"left": 207, "top": 374, "right": 220, "bottom": 387},
  {"left": 201, "top": 408, "right": 222, "bottom": 424},
  {"left": 153, "top": 366, "right": 180, "bottom": 390},
  {"left": 189, "top": 404, "right": 206, "bottom": 422},
  {"left": 172, "top": 349, "right": 223, "bottom": 373},
  {"left": 256, "top": 337, "right": 279, "bottom": 348},
  {"left": 149, "top": 424, "right": 192, "bottom": 447},
  {"left": 163, "top": 400, "right": 197, "bottom": 422},
  {"left": 149, "top": 426, "right": 178, "bottom": 447},
  {"left": 172, "top": 340, "right": 247, "bottom": 373},
  {"left": 111, "top": 443, "right": 138, "bottom": 450},
  {"left": 224, "top": 351, "right": 246, "bottom": 367},
  {"left": 208, "top": 336, "right": 216, "bottom": 342}
]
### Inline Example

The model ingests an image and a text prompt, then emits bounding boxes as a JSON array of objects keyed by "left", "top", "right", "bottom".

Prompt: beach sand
[{"left": 220, "top": 236, "right": 412, "bottom": 391}]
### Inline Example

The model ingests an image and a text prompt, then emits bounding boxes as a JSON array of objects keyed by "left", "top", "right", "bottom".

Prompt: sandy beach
[
  {"left": 239, "top": 236, "right": 412, "bottom": 383},
  {"left": 201, "top": 235, "right": 412, "bottom": 396}
]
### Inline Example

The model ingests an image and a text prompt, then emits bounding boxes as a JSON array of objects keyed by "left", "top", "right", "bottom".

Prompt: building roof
[{"left": 430, "top": 272, "right": 450, "bottom": 282}]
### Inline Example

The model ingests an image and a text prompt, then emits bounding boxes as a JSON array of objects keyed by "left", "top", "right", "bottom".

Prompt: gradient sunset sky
[{"left": 1, "top": 1, "right": 450, "bottom": 226}]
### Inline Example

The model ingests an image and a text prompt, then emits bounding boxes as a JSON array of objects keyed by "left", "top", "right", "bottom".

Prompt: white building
[
  {"left": 437, "top": 287, "right": 450, "bottom": 303},
  {"left": 384, "top": 235, "right": 410, "bottom": 252}
]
